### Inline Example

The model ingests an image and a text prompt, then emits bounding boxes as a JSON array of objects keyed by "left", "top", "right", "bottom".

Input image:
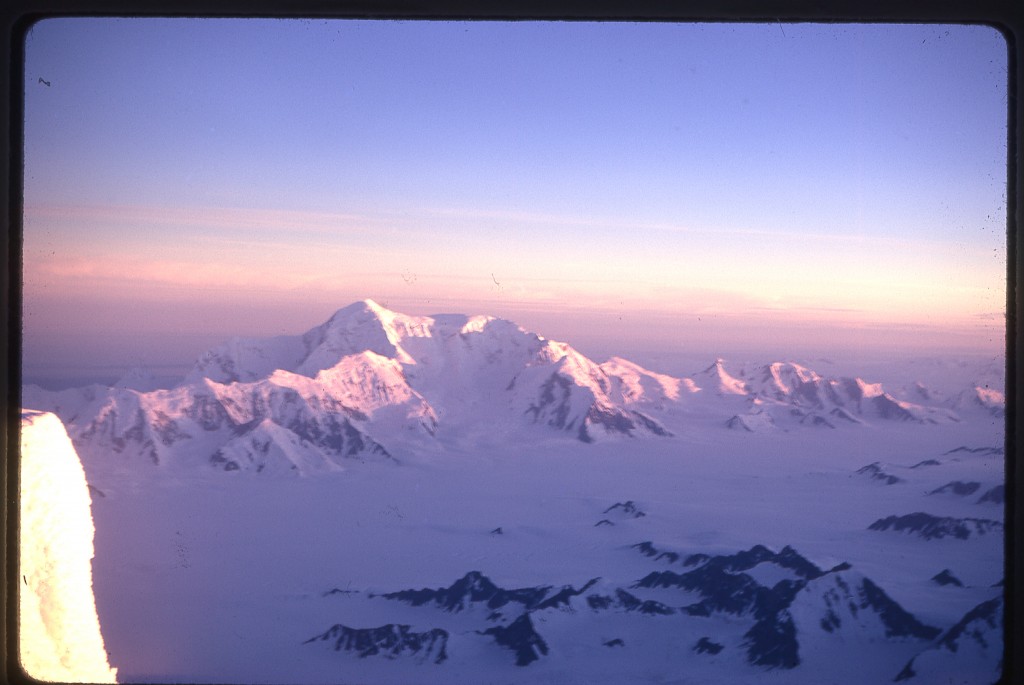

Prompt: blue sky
[{"left": 22, "top": 19, "right": 1008, "bottom": 384}]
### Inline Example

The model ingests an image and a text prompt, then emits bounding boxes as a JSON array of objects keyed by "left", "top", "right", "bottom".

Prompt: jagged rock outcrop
[
  {"left": 380, "top": 571, "right": 598, "bottom": 614},
  {"left": 303, "top": 623, "right": 449, "bottom": 664},
  {"left": 931, "top": 570, "right": 964, "bottom": 587},
  {"left": 928, "top": 481, "right": 981, "bottom": 497},
  {"left": 868, "top": 513, "right": 1003, "bottom": 540},
  {"left": 479, "top": 613, "right": 549, "bottom": 666},
  {"left": 857, "top": 462, "right": 905, "bottom": 485},
  {"left": 633, "top": 544, "right": 938, "bottom": 670},
  {"left": 586, "top": 589, "right": 676, "bottom": 615}
]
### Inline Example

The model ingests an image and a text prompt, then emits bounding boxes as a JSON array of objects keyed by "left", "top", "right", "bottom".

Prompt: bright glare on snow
[{"left": 19, "top": 410, "right": 117, "bottom": 683}]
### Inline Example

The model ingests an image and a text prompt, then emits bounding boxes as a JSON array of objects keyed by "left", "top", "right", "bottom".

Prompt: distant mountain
[
  {"left": 867, "top": 513, "right": 1003, "bottom": 540},
  {"left": 931, "top": 570, "right": 964, "bottom": 587},
  {"left": 22, "top": 300, "right": 998, "bottom": 474},
  {"left": 695, "top": 359, "right": 749, "bottom": 396},
  {"left": 722, "top": 361, "right": 961, "bottom": 430},
  {"left": 857, "top": 462, "right": 905, "bottom": 485},
  {"left": 303, "top": 623, "right": 449, "bottom": 664},
  {"left": 947, "top": 386, "right": 1005, "bottom": 418},
  {"left": 23, "top": 374, "right": 399, "bottom": 473},
  {"left": 928, "top": 481, "right": 981, "bottom": 497},
  {"left": 379, "top": 571, "right": 599, "bottom": 615},
  {"left": 315, "top": 543, "right": 952, "bottom": 675},
  {"left": 631, "top": 543, "right": 938, "bottom": 669}
]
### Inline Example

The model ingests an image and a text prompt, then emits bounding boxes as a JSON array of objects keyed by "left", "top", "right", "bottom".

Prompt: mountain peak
[
  {"left": 326, "top": 298, "right": 395, "bottom": 323},
  {"left": 698, "top": 358, "right": 748, "bottom": 396}
]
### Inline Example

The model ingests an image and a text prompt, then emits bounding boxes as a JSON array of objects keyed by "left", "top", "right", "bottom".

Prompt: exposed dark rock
[
  {"left": 683, "top": 544, "right": 823, "bottom": 580},
  {"left": 800, "top": 413, "right": 835, "bottom": 428},
  {"left": 303, "top": 623, "right": 448, "bottom": 664},
  {"left": 927, "top": 481, "right": 981, "bottom": 496},
  {"left": 944, "top": 446, "right": 1003, "bottom": 456},
  {"left": 977, "top": 485, "right": 1004, "bottom": 504},
  {"left": 894, "top": 596, "right": 1002, "bottom": 682},
  {"left": 479, "top": 613, "right": 549, "bottom": 666},
  {"left": 382, "top": 571, "right": 539, "bottom": 612},
  {"left": 633, "top": 541, "right": 659, "bottom": 557},
  {"left": 526, "top": 374, "right": 575, "bottom": 430},
  {"left": 683, "top": 552, "right": 711, "bottom": 567},
  {"left": 151, "top": 409, "right": 192, "bottom": 446},
  {"left": 284, "top": 413, "right": 391, "bottom": 460},
  {"left": 910, "top": 459, "right": 941, "bottom": 469},
  {"left": 631, "top": 541, "right": 679, "bottom": 564},
  {"left": 636, "top": 562, "right": 802, "bottom": 620},
  {"left": 586, "top": 405, "right": 637, "bottom": 436},
  {"left": 868, "top": 395, "right": 919, "bottom": 422},
  {"left": 534, "top": 578, "right": 600, "bottom": 610},
  {"left": 931, "top": 570, "right": 964, "bottom": 587},
  {"left": 743, "top": 609, "right": 799, "bottom": 669},
  {"left": 635, "top": 544, "right": 936, "bottom": 672},
  {"left": 381, "top": 571, "right": 598, "bottom": 614},
  {"left": 603, "top": 638, "right": 624, "bottom": 648},
  {"left": 634, "top": 545, "right": 822, "bottom": 623},
  {"left": 627, "top": 410, "right": 672, "bottom": 436},
  {"left": 773, "top": 546, "right": 827, "bottom": 579},
  {"left": 937, "top": 596, "right": 1002, "bottom": 652},
  {"left": 725, "top": 415, "right": 755, "bottom": 431},
  {"left": 603, "top": 501, "right": 646, "bottom": 518},
  {"left": 868, "top": 513, "right": 1003, "bottom": 540},
  {"left": 694, "top": 637, "right": 724, "bottom": 654},
  {"left": 185, "top": 392, "right": 233, "bottom": 431},
  {"left": 894, "top": 659, "right": 916, "bottom": 681},
  {"left": 586, "top": 589, "right": 675, "bottom": 615},
  {"left": 828, "top": 407, "right": 861, "bottom": 424},
  {"left": 857, "top": 462, "right": 904, "bottom": 485},
  {"left": 858, "top": 578, "right": 941, "bottom": 640},
  {"left": 594, "top": 519, "right": 615, "bottom": 527},
  {"left": 490, "top": 527, "right": 504, "bottom": 535}
]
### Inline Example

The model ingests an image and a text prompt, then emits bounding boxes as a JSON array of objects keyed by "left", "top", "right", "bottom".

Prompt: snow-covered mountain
[
  {"left": 303, "top": 623, "right": 449, "bottom": 664},
  {"left": 308, "top": 543, "right": 950, "bottom": 677},
  {"left": 21, "top": 299, "right": 1002, "bottom": 474},
  {"left": 724, "top": 360, "right": 961, "bottom": 430},
  {"left": 895, "top": 596, "right": 1003, "bottom": 684}
]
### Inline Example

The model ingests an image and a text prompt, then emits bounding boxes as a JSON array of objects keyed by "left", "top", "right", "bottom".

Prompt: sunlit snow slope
[{"left": 19, "top": 410, "right": 118, "bottom": 683}]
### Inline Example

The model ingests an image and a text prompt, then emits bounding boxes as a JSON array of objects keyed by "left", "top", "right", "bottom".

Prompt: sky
[{"left": 21, "top": 19, "right": 1008, "bottom": 386}]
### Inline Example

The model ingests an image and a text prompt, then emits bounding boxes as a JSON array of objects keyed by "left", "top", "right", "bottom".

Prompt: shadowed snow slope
[
  {"left": 895, "top": 596, "right": 1003, "bottom": 683},
  {"left": 19, "top": 410, "right": 117, "bottom": 683}
]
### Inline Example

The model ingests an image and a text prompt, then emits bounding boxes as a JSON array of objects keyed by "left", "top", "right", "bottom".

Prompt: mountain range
[
  {"left": 304, "top": 543, "right": 1002, "bottom": 680},
  {"left": 22, "top": 299, "right": 1004, "bottom": 475}
]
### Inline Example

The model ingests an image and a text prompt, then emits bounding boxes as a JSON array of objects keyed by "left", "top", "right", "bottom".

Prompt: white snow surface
[{"left": 19, "top": 410, "right": 118, "bottom": 683}]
